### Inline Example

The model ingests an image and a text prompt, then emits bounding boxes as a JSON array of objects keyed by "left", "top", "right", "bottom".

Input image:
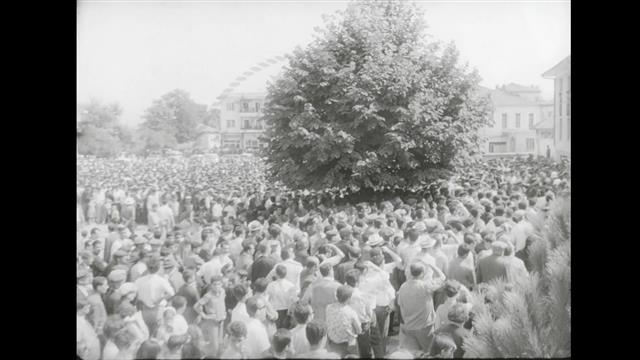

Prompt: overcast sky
[{"left": 77, "top": 0, "right": 570, "bottom": 126}]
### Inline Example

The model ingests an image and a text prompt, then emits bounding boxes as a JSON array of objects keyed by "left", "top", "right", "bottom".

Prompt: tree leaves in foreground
[
  {"left": 262, "top": 0, "right": 491, "bottom": 193},
  {"left": 463, "top": 195, "right": 571, "bottom": 358}
]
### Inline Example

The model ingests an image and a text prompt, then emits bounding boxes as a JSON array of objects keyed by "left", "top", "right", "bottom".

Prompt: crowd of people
[{"left": 77, "top": 154, "right": 570, "bottom": 359}]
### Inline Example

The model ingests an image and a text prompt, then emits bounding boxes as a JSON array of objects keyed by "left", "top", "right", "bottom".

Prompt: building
[
  {"left": 217, "top": 92, "right": 266, "bottom": 152},
  {"left": 542, "top": 55, "right": 571, "bottom": 160},
  {"left": 478, "top": 85, "right": 550, "bottom": 157}
]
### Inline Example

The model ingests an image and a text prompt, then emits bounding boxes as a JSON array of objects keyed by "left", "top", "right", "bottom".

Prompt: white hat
[{"left": 366, "top": 234, "right": 384, "bottom": 247}]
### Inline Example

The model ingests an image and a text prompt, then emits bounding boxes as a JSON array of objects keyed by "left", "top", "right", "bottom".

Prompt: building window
[
  {"left": 227, "top": 119, "right": 236, "bottom": 128},
  {"left": 243, "top": 118, "right": 251, "bottom": 129},
  {"left": 529, "top": 113, "right": 534, "bottom": 129},
  {"left": 489, "top": 142, "right": 506, "bottom": 153},
  {"left": 515, "top": 113, "right": 521, "bottom": 128},
  {"left": 242, "top": 102, "right": 250, "bottom": 112},
  {"left": 226, "top": 103, "right": 235, "bottom": 111},
  {"left": 255, "top": 103, "right": 261, "bottom": 112},
  {"left": 502, "top": 113, "right": 507, "bottom": 129},
  {"left": 526, "top": 138, "right": 535, "bottom": 151}
]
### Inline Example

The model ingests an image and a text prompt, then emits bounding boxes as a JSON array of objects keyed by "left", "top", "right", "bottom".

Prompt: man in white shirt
[
  {"left": 134, "top": 256, "right": 176, "bottom": 335},
  {"left": 266, "top": 247, "right": 303, "bottom": 293},
  {"left": 297, "top": 322, "right": 340, "bottom": 359},
  {"left": 345, "top": 268, "right": 384, "bottom": 358},
  {"left": 289, "top": 302, "right": 313, "bottom": 356},
  {"left": 266, "top": 264, "right": 298, "bottom": 329},
  {"left": 77, "top": 297, "right": 101, "bottom": 360},
  {"left": 356, "top": 253, "right": 396, "bottom": 355},
  {"left": 510, "top": 210, "right": 535, "bottom": 252},
  {"left": 198, "top": 241, "right": 233, "bottom": 285},
  {"left": 157, "top": 201, "right": 175, "bottom": 231},
  {"left": 244, "top": 295, "right": 272, "bottom": 358}
]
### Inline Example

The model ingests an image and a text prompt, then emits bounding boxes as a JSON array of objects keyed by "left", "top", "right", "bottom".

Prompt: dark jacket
[{"left": 250, "top": 255, "right": 277, "bottom": 283}]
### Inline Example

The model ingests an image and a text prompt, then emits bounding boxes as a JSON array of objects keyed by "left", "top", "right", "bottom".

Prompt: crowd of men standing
[{"left": 77, "top": 154, "right": 570, "bottom": 359}]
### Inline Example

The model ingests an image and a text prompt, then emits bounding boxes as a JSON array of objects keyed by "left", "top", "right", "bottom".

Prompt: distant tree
[
  {"left": 203, "top": 108, "right": 221, "bottom": 129},
  {"left": 262, "top": 0, "right": 491, "bottom": 193},
  {"left": 77, "top": 100, "right": 125, "bottom": 157},
  {"left": 139, "top": 89, "right": 207, "bottom": 144}
]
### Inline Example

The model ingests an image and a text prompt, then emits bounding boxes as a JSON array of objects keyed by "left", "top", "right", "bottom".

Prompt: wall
[{"left": 554, "top": 74, "right": 571, "bottom": 160}]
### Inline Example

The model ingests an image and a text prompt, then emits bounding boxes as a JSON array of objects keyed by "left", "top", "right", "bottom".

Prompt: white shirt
[
  {"left": 268, "top": 258, "right": 303, "bottom": 292},
  {"left": 266, "top": 278, "right": 298, "bottom": 311},
  {"left": 212, "top": 203, "right": 223, "bottom": 218},
  {"left": 198, "top": 255, "right": 233, "bottom": 285},
  {"left": 290, "top": 324, "right": 310, "bottom": 356},
  {"left": 231, "top": 302, "right": 250, "bottom": 326},
  {"left": 168, "top": 314, "right": 189, "bottom": 336},
  {"left": 77, "top": 315, "right": 101, "bottom": 360},
  {"left": 359, "top": 262, "right": 395, "bottom": 308},
  {"left": 245, "top": 318, "right": 271, "bottom": 358},
  {"left": 134, "top": 273, "right": 175, "bottom": 307},
  {"left": 510, "top": 220, "right": 535, "bottom": 252},
  {"left": 130, "top": 262, "right": 148, "bottom": 282},
  {"left": 157, "top": 205, "right": 175, "bottom": 226}
]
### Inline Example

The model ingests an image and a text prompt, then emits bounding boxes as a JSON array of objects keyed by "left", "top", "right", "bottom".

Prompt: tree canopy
[
  {"left": 137, "top": 89, "right": 209, "bottom": 152},
  {"left": 77, "top": 99, "right": 131, "bottom": 157},
  {"left": 262, "top": 0, "right": 491, "bottom": 193}
]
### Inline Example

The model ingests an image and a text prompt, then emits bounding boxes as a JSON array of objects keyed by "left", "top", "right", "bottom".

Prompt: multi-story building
[
  {"left": 207, "top": 92, "right": 267, "bottom": 152},
  {"left": 543, "top": 55, "right": 571, "bottom": 160},
  {"left": 478, "top": 85, "right": 550, "bottom": 157}
]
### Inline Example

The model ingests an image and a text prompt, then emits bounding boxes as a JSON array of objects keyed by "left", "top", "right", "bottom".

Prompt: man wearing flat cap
[{"left": 105, "top": 269, "right": 127, "bottom": 315}]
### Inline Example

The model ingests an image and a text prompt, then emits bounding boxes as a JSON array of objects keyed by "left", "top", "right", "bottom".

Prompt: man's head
[
  {"left": 246, "top": 295, "right": 267, "bottom": 320},
  {"left": 292, "top": 302, "right": 313, "bottom": 325},
  {"left": 336, "top": 285, "right": 353, "bottom": 304},
  {"left": 305, "top": 321, "right": 328, "bottom": 348},
  {"left": 409, "top": 263, "right": 425, "bottom": 279},
  {"left": 443, "top": 280, "right": 461, "bottom": 298},
  {"left": 92, "top": 276, "right": 109, "bottom": 294},
  {"left": 228, "top": 321, "right": 248, "bottom": 345},
  {"left": 319, "top": 262, "right": 333, "bottom": 278},
  {"left": 252, "top": 277, "right": 269, "bottom": 294},
  {"left": 271, "top": 329, "right": 292, "bottom": 354},
  {"left": 275, "top": 264, "right": 287, "bottom": 279},
  {"left": 171, "top": 295, "right": 187, "bottom": 314},
  {"left": 344, "top": 269, "right": 361, "bottom": 288},
  {"left": 369, "top": 247, "right": 385, "bottom": 266}
]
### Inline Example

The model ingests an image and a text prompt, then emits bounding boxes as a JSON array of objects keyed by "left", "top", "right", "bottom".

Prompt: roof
[
  {"left": 502, "top": 83, "right": 540, "bottom": 93},
  {"left": 476, "top": 86, "right": 541, "bottom": 107},
  {"left": 219, "top": 92, "right": 267, "bottom": 101},
  {"left": 542, "top": 55, "right": 570, "bottom": 78}
]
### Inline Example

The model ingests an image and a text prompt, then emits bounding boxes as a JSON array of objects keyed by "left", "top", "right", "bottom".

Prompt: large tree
[
  {"left": 77, "top": 99, "right": 126, "bottom": 157},
  {"left": 139, "top": 89, "right": 207, "bottom": 145},
  {"left": 262, "top": 0, "right": 491, "bottom": 193}
]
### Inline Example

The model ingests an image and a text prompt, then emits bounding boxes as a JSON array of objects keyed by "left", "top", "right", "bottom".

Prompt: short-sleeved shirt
[
  {"left": 325, "top": 303, "right": 361, "bottom": 345},
  {"left": 245, "top": 318, "right": 271, "bottom": 358},
  {"left": 134, "top": 273, "right": 175, "bottom": 307},
  {"left": 397, "top": 278, "right": 442, "bottom": 330}
]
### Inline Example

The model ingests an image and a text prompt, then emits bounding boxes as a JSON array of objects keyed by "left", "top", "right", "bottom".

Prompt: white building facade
[
  {"left": 478, "top": 85, "right": 551, "bottom": 157},
  {"left": 216, "top": 92, "right": 267, "bottom": 152},
  {"left": 543, "top": 56, "right": 571, "bottom": 160}
]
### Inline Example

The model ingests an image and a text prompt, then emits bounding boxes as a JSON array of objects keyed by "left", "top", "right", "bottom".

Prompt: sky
[{"left": 77, "top": 0, "right": 570, "bottom": 126}]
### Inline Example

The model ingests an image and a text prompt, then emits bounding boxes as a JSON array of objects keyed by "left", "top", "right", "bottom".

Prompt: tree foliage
[
  {"left": 138, "top": 89, "right": 208, "bottom": 151},
  {"left": 77, "top": 99, "right": 127, "bottom": 157},
  {"left": 262, "top": 0, "right": 491, "bottom": 192},
  {"left": 463, "top": 195, "right": 571, "bottom": 358}
]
